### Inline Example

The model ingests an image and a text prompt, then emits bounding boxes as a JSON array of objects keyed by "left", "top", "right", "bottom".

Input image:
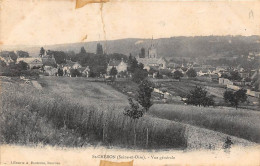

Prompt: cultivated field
[
  {"left": 38, "top": 77, "right": 129, "bottom": 109},
  {"left": 149, "top": 104, "right": 260, "bottom": 143},
  {"left": 1, "top": 76, "right": 257, "bottom": 150},
  {"left": 0, "top": 77, "right": 186, "bottom": 149}
]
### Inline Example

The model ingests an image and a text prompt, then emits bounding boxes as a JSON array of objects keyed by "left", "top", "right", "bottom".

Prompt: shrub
[{"left": 186, "top": 68, "right": 197, "bottom": 78}]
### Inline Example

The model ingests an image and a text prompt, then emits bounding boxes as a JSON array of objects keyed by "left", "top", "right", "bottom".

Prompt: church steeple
[{"left": 148, "top": 36, "right": 157, "bottom": 58}]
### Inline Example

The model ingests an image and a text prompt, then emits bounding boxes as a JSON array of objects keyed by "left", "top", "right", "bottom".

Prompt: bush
[{"left": 186, "top": 68, "right": 197, "bottom": 78}]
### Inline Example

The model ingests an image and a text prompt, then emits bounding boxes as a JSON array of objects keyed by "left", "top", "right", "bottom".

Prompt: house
[
  {"left": 219, "top": 77, "right": 233, "bottom": 85},
  {"left": 216, "top": 66, "right": 229, "bottom": 73},
  {"left": 198, "top": 69, "right": 212, "bottom": 76},
  {"left": 0, "top": 55, "right": 13, "bottom": 65},
  {"left": 166, "top": 62, "right": 179, "bottom": 69},
  {"left": 107, "top": 59, "right": 128, "bottom": 74},
  {"left": 77, "top": 66, "right": 90, "bottom": 77},
  {"left": 72, "top": 62, "right": 82, "bottom": 69},
  {"left": 43, "top": 66, "right": 58, "bottom": 76},
  {"left": 16, "top": 57, "right": 43, "bottom": 69},
  {"left": 61, "top": 60, "right": 81, "bottom": 76}
]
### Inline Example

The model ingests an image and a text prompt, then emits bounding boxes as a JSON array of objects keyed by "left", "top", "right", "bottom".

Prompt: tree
[
  {"left": 40, "top": 47, "right": 45, "bottom": 57},
  {"left": 139, "top": 47, "right": 145, "bottom": 58},
  {"left": 17, "top": 51, "right": 29, "bottom": 58},
  {"left": 186, "top": 68, "right": 197, "bottom": 78},
  {"left": 137, "top": 79, "right": 154, "bottom": 111},
  {"left": 109, "top": 66, "right": 118, "bottom": 79},
  {"left": 132, "top": 68, "right": 148, "bottom": 84},
  {"left": 52, "top": 51, "right": 67, "bottom": 64},
  {"left": 96, "top": 43, "right": 103, "bottom": 55},
  {"left": 70, "top": 69, "right": 81, "bottom": 77},
  {"left": 173, "top": 70, "right": 183, "bottom": 80},
  {"left": 186, "top": 86, "right": 215, "bottom": 107},
  {"left": 224, "top": 89, "right": 247, "bottom": 109},
  {"left": 124, "top": 98, "right": 144, "bottom": 120},
  {"left": 229, "top": 71, "right": 242, "bottom": 81},
  {"left": 124, "top": 79, "right": 154, "bottom": 147},
  {"left": 124, "top": 98, "right": 144, "bottom": 147},
  {"left": 16, "top": 61, "right": 29, "bottom": 70},
  {"left": 127, "top": 56, "right": 139, "bottom": 73},
  {"left": 80, "top": 47, "right": 87, "bottom": 54},
  {"left": 58, "top": 68, "right": 63, "bottom": 76},
  {"left": 155, "top": 72, "right": 163, "bottom": 79}
]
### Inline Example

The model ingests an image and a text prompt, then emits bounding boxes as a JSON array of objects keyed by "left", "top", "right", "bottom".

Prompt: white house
[
  {"left": 78, "top": 66, "right": 90, "bottom": 77},
  {"left": 219, "top": 78, "right": 233, "bottom": 85},
  {"left": 107, "top": 59, "right": 128, "bottom": 74},
  {"left": 44, "top": 66, "right": 58, "bottom": 76},
  {"left": 72, "top": 62, "right": 82, "bottom": 69}
]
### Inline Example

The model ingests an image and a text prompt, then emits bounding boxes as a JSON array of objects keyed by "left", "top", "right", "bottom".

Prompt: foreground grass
[
  {"left": 0, "top": 78, "right": 187, "bottom": 149},
  {"left": 150, "top": 104, "right": 260, "bottom": 143}
]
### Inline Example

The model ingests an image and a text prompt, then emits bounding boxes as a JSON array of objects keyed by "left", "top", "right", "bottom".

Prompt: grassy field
[
  {"left": 38, "top": 77, "right": 129, "bottom": 109},
  {"left": 0, "top": 77, "right": 186, "bottom": 149},
  {"left": 149, "top": 104, "right": 260, "bottom": 143}
]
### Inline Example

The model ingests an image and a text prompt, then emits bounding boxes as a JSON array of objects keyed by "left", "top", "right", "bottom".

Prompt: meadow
[
  {"left": 0, "top": 77, "right": 187, "bottom": 149},
  {"left": 149, "top": 104, "right": 260, "bottom": 143}
]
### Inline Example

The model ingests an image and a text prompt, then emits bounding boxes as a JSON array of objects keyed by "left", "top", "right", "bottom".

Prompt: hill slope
[{"left": 1, "top": 36, "right": 260, "bottom": 58}]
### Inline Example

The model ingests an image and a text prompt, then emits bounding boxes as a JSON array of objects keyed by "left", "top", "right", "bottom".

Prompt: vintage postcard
[{"left": 0, "top": 0, "right": 260, "bottom": 165}]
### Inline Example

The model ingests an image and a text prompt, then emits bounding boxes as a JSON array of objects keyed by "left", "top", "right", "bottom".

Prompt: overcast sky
[{"left": 1, "top": 0, "right": 259, "bottom": 46}]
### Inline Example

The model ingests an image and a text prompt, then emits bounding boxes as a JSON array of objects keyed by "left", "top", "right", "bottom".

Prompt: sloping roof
[
  {"left": 17, "top": 58, "right": 42, "bottom": 64},
  {"left": 65, "top": 60, "right": 76, "bottom": 67},
  {"left": 137, "top": 57, "right": 166, "bottom": 66}
]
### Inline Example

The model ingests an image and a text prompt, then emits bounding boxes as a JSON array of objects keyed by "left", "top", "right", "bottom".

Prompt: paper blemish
[{"left": 75, "top": 0, "right": 109, "bottom": 9}]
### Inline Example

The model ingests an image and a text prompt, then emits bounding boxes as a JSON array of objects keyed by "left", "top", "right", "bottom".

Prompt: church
[{"left": 136, "top": 38, "right": 166, "bottom": 71}]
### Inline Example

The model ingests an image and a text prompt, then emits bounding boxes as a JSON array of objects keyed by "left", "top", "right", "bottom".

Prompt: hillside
[{"left": 1, "top": 36, "right": 260, "bottom": 58}]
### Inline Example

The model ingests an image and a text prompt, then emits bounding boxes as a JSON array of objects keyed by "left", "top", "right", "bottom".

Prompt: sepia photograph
[{"left": 0, "top": 0, "right": 260, "bottom": 165}]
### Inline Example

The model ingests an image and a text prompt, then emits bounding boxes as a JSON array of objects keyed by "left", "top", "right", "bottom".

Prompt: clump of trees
[
  {"left": 186, "top": 68, "right": 197, "bottom": 78},
  {"left": 224, "top": 89, "right": 247, "bottom": 109},
  {"left": 221, "top": 71, "right": 242, "bottom": 81},
  {"left": 0, "top": 61, "right": 38, "bottom": 77},
  {"left": 185, "top": 86, "right": 215, "bottom": 107},
  {"left": 173, "top": 70, "right": 183, "bottom": 80},
  {"left": 70, "top": 69, "right": 81, "bottom": 77}
]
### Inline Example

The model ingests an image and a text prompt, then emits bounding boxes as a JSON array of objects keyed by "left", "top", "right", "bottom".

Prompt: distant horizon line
[{"left": 1, "top": 35, "right": 259, "bottom": 48}]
